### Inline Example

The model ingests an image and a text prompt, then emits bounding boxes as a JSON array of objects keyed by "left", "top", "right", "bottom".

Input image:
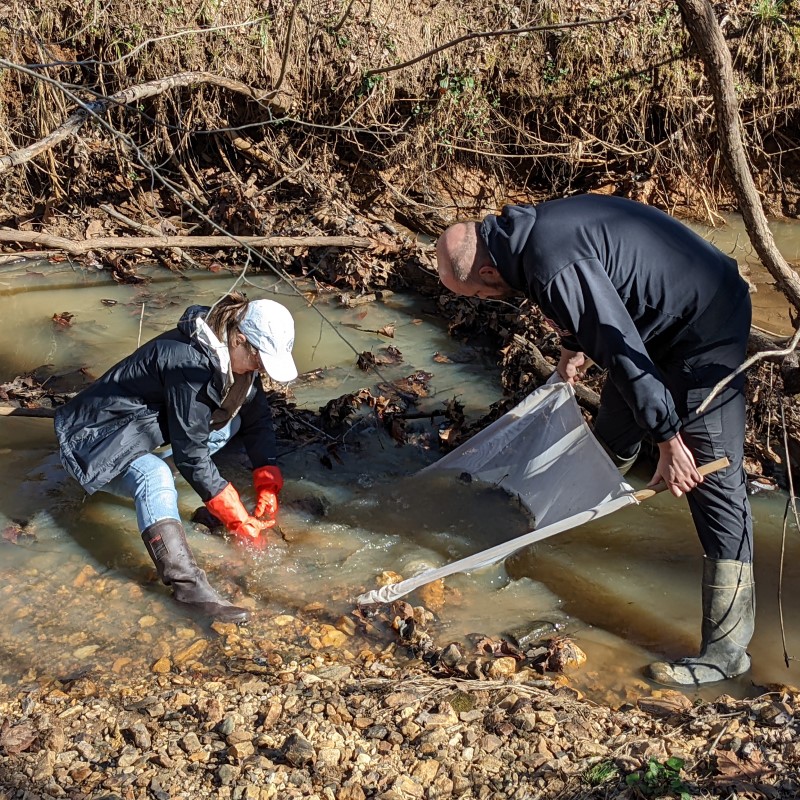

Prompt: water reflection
[
  {"left": 688, "top": 212, "right": 800, "bottom": 336},
  {"left": 1, "top": 257, "right": 799, "bottom": 706}
]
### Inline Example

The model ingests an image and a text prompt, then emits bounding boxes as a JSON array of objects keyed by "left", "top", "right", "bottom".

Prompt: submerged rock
[{"left": 501, "top": 618, "right": 569, "bottom": 649}]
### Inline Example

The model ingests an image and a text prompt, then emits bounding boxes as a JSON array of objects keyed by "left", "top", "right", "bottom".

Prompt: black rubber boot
[
  {"left": 141, "top": 519, "right": 250, "bottom": 624},
  {"left": 647, "top": 558, "right": 754, "bottom": 686}
]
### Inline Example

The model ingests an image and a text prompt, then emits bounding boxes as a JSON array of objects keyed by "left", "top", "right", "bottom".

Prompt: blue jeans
[{"left": 100, "top": 417, "right": 241, "bottom": 532}]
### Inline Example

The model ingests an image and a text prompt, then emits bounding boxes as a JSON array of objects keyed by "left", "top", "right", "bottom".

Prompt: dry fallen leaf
[
  {"left": 357, "top": 351, "right": 377, "bottom": 371},
  {"left": 381, "top": 346, "right": 403, "bottom": 364},
  {"left": 0, "top": 721, "right": 37, "bottom": 754},
  {"left": 637, "top": 692, "right": 694, "bottom": 717},
  {"left": 52, "top": 311, "right": 74, "bottom": 327},
  {"left": 714, "top": 749, "right": 772, "bottom": 782},
  {"left": 85, "top": 219, "right": 105, "bottom": 238},
  {"left": 2, "top": 522, "right": 33, "bottom": 545}
]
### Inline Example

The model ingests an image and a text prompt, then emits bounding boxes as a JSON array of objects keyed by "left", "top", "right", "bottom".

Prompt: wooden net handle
[{"left": 633, "top": 456, "right": 730, "bottom": 502}]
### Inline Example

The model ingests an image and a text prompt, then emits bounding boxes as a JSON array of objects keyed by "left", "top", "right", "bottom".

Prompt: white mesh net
[{"left": 356, "top": 379, "right": 637, "bottom": 605}]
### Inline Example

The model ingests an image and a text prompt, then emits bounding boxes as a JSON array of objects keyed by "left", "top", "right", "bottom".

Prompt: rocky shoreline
[{"left": 1, "top": 602, "right": 799, "bottom": 800}]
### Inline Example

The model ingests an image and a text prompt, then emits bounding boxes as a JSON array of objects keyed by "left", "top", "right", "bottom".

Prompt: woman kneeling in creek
[{"left": 54, "top": 291, "right": 298, "bottom": 624}]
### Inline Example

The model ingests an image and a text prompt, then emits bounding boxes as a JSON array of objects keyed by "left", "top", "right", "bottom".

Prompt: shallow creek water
[{"left": 1, "top": 213, "right": 800, "bottom": 708}]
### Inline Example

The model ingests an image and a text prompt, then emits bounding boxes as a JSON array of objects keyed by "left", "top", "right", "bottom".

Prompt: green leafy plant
[
  {"left": 382, "top": 35, "right": 397, "bottom": 56},
  {"left": 751, "top": 0, "right": 786, "bottom": 25},
  {"left": 625, "top": 757, "right": 693, "bottom": 799},
  {"left": 542, "top": 57, "right": 569, "bottom": 85},
  {"left": 583, "top": 760, "right": 619, "bottom": 786},
  {"left": 358, "top": 73, "right": 385, "bottom": 96},
  {"left": 438, "top": 72, "right": 476, "bottom": 100}
]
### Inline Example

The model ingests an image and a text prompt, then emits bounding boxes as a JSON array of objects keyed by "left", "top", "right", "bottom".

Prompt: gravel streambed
[{"left": 1, "top": 578, "right": 799, "bottom": 800}]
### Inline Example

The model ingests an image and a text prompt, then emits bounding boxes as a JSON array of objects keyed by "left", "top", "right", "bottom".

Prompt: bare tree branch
[
  {"left": 677, "top": 0, "right": 800, "bottom": 311},
  {"left": 0, "top": 229, "right": 373, "bottom": 256},
  {"left": 268, "top": 0, "right": 301, "bottom": 101},
  {"left": 697, "top": 325, "right": 800, "bottom": 413},
  {"left": 364, "top": 2, "right": 646, "bottom": 77},
  {"left": 0, "top": 66, "right": 289, "bottom": 175},
  {"left": 25, "top": 17, "right": 269, "bottom": 69},
  {"left": 99, "top": 204, "right": 202, "bottom": 270}
]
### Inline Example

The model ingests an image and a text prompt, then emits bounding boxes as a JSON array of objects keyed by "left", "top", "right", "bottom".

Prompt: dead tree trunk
[{"left": 677, "top": 0, "right": 800, "bottom": 313}]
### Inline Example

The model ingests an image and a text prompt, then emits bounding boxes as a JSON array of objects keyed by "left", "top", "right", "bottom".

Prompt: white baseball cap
[{"left": 239, "top": 299, "right": 298, "bottom": 382}]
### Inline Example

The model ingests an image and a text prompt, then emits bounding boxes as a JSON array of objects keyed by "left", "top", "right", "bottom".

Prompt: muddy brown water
[
  {"left": 691, "top": 212, "right": 800, "bottom": 337},
  {"left": 1, "top": 214, "right": 800, "bottom": 708}
]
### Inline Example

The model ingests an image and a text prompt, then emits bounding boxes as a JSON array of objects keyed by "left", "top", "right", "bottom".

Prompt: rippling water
[{"left": 1, "top": 249, "right": 799, "bottom": 707}]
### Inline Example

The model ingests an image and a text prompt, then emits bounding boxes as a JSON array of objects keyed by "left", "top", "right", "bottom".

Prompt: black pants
[{"left": 594, "top": 295, "right": 753, "bottom": 562}]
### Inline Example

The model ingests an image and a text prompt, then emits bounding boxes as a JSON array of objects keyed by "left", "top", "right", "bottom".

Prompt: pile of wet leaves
[{"left": 351, "top": 572, "right": 585, "bottom": 686}]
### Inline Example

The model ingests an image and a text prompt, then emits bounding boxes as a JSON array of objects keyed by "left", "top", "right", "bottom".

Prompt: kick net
[{"left": 356, "top": 379, "right": 637, "bottom": 605}]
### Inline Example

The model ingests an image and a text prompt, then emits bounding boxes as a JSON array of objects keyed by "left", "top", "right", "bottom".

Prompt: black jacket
[
  {"left": 480, "top": 195, "right": 749, "bottom": 441},
  {"left": 55, "top": 305, "right": 277, "bottom": 501}
]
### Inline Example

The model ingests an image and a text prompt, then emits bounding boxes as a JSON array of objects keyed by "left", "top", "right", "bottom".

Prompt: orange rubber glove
[
  {"left": 253, "top": 465, "right": 283, "bottom": 519},
  {"left": 205, "top": 482, "right": 274, "bottom": 542}
]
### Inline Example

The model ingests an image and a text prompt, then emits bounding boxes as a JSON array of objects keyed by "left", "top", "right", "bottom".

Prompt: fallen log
[
  {"left": 748, "top": 328, "right": 800, "bottom": 395},
  {"left": 0, "top": 230, "right": 373, "bottom": 256},
  {"left": 99, "top": 204, "right": 201, "bottom": 270},
  {"left": 510, "top": 334, "right": 600, "bottom": 410}
]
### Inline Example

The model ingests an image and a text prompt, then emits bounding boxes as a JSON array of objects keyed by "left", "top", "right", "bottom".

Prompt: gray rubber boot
[
  {"left": 141, "top": 519, "right": 250, "bottom": 624},
  {"left": 611, "top": 449, "right": 639, "bottom": 477},
  {"left": 647, "top": 558, "right": 754, "bottom": 686},
  {"left": 594, "top": 435, "right": 640, "bottom": 477}
]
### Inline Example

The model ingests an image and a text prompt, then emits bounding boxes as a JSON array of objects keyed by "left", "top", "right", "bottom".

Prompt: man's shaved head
[
  {"left": 435, "top": 221, "right": 514, "bottom": 299},
  {"left": 436, "top": 222, "right": 482, "bottom": 285}
]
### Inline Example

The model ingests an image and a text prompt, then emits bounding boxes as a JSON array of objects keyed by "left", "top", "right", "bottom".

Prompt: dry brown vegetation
[
  {"left": 2, "top": 8, "right": 800, "bottom": 797},
  {"left": 1, "top": 0, "right": 800, "bottom": 236}
]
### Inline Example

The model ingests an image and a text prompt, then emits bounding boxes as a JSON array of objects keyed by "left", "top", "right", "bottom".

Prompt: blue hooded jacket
[{"left": 480, "top": 195, "right": 749, "bottom": 441}]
